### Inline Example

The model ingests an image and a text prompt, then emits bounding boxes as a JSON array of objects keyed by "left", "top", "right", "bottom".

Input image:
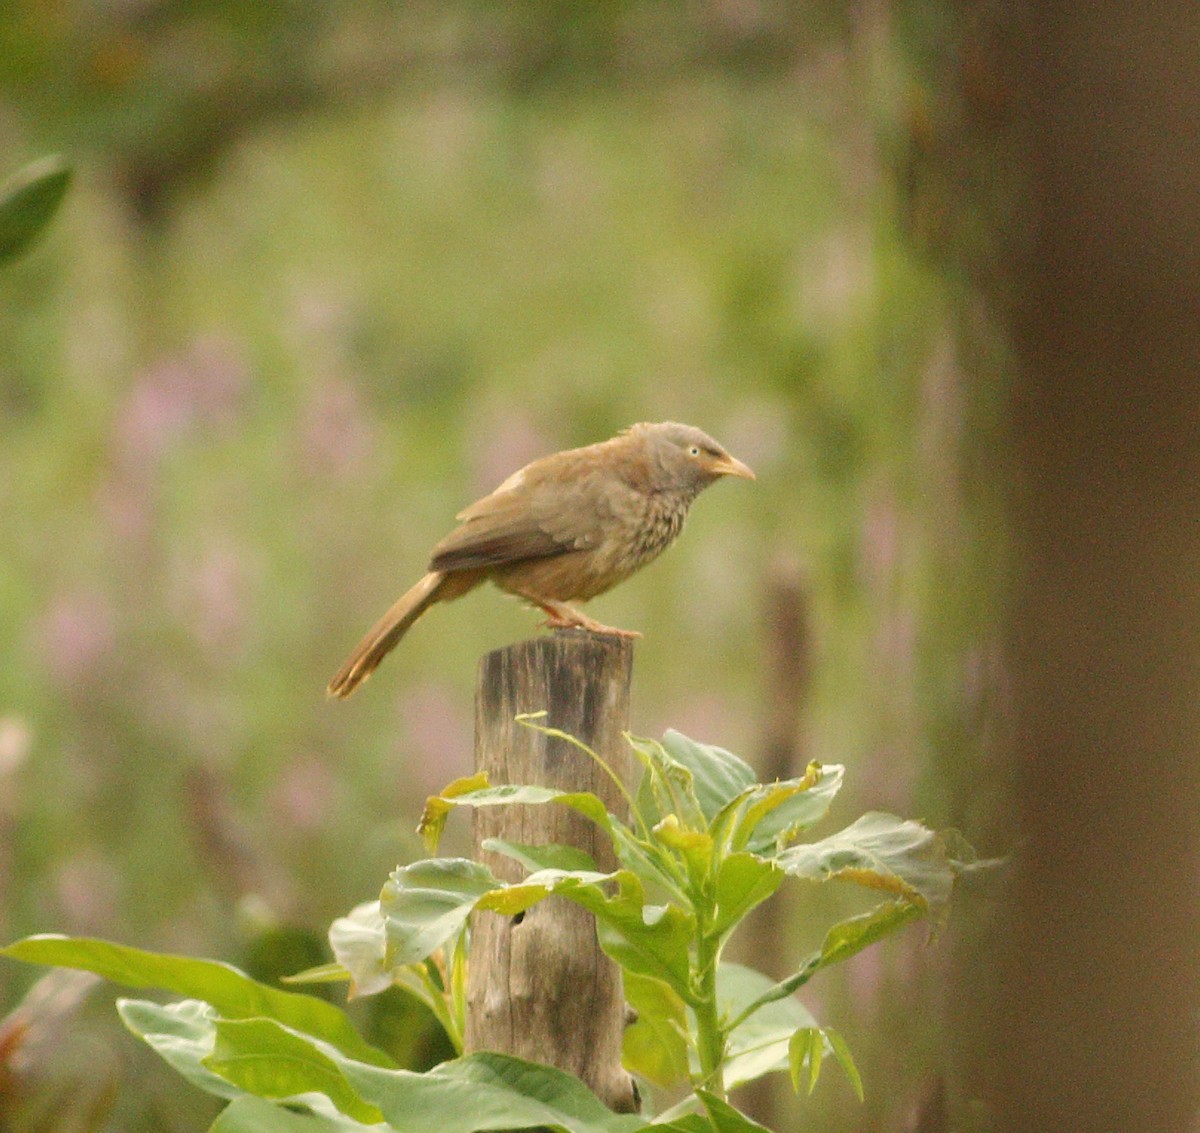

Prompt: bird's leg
[{"left": 521, "top": 595, "right": 642, "bottom": 639}]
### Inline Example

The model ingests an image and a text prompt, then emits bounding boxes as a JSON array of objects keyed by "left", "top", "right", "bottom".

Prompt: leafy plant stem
[
  {"left": 640, "top": 840, "right": 694, "bottom": 906},
  {"left": 0, "top": 729, "right": 968, "bottom": 1129},
  {"left": 724, "top": 955, "right": 818, "bottom": 1035},
  {"left": 692, "top": 913, "right": 727, "bottom": 1101},
  {"left": 630, "top": 733, "right": 694, "bottom": 831},
  {"left": 419, "top": 966, "right": 459, "bottom": 1052},
  {"left": 516, "top": 713, "right": 647, "bottom": 839}
]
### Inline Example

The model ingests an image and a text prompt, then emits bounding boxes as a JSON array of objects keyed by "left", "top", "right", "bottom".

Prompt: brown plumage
[{"left": 326, "top": 421, "right": 754, "bottom": 698}]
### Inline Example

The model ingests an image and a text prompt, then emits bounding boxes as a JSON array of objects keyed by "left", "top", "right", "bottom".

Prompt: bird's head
[{"left": 630, "top": 421, "right": 756, "bottom": 494}]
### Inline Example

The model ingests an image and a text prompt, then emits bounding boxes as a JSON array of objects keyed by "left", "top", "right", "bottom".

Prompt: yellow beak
[{"left": 714, "top": 454, "right": 756, "bottom": 481}]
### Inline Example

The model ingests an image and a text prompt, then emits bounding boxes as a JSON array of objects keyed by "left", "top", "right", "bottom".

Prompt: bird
[{"left": 326, "top": 421, "right": 755, "bottom": 698}]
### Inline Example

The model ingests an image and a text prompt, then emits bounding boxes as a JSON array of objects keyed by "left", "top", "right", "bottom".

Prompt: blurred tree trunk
[{"left": 965, "top": 4, "right": 1200, "bottom": 1130}]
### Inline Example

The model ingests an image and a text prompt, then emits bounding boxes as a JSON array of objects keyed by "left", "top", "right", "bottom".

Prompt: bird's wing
[{"left": 428, "top": 450, "right": 626, "bottom": 573}]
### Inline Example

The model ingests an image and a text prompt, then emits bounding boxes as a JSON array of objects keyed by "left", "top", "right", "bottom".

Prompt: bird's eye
[{"left": 688, "top": 445, "right": 701, "bottom": 457}]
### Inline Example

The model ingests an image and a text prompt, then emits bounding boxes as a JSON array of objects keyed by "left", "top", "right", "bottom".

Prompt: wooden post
[{"left": 465, "top": 631, "right": 638, "bottom": 1114}]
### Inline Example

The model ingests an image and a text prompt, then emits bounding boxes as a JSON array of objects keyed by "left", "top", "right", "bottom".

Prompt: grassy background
[{"left": 0, "top": 4, "right": 1008, "bottom": 1130}]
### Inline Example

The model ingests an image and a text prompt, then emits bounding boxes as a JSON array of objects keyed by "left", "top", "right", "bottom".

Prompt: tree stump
[{"left": 465, "top": 631, "right": 638, "bottom": 1113}]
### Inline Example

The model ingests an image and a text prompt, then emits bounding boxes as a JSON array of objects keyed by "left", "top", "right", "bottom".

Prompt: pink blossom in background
[
  {"left": 872, "top": 608, "right": 917, "bottom": 682},
  {"left": 396, "top": 680, "right": 473, "bottom": 797},
  {"left": 37, "top": 590, "right": 116, "bottom": 685},
  {"left": 269, "top": 755, "right": 340, "bottom": 833},
  {"left": 918, "top": 333, "right": 965, "bottom": 497},
  {"left": 844, "top": 937, "right": 886, "bottom": 1019},
  {"left": 0, "top": 718, "right": 32, "bottom": 870},
  {"left": 291, "top": 289, "right": 347, "bottom": 340},
  {"left": 114, "top": 336, "right": 249, "bottom": 471},
  {"left": 298, "top": 376, "right": 376, "bottom": 478},
  {"left": 97, "top": 471, "right": 153, "bottom": 548},
  {"left": 168, "top": 539, "right": 257, "bottom": 659},
  {"left": 466, "top": 412, "right": 548, "bottom": 501},
  {"left": 0, "top": 716, "right": 32, "bottom": 778},
  {"left": 859, "top": 485, "right": 902, "bottom": 595},
  {"left": 186, "top": 336, "right": 249, "bottom": 425},
  {"left": 53, "top": 853, "right": 122, "bottom": 935},
  {"left": 115, "top": 359, "right": 194, "bottom": 466}
]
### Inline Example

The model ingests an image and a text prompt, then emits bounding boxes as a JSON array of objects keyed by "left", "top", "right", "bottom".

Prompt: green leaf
[
  {"left": 629, "top": 735, "right": 705, "bottom": 831},
  {"left": 327, "top": 901, "right": 391, "bottom": 998},
  {"left": 380, "top": 859, "right": 500, "bottom": 966},
  {"left": 206, "top": 1017, "right": 384, "bottom": 1124},
  {"left": 816, "top": 899, "right": 922, "bottom": 968},
  {"left": 197, "top": 1013, "right": 659, "bottom": 1132},
  {"left": 0, "top": 156, "right": 71, "bottom": 263},
  {"left": 476, "top": 868, "right": 615, "bottom": 917},
  {"left": 323, "top": 901, "right": 464, "bottom": 1050},
  {"left": 785, "top": 1026, "right": 861, "bottom": 1100},
  {"left": 482, "top": 838, "right": 599, "bottom": 874},
  {"left": 464, "top": 865, "right": 695, "bottom": 999},
  {"left": 122, "top": 1001, "right": 407, "bottom": 1123},
  {"left": 353, "top": 1050, "right": 649, "bottom": 1133},
  {"left": 420, "top": 783, "right": 620, "bottom": 847},
  {"left": 730, "top": 900, "right": 924, "bottom": 1028},
  {"left": 661, "top": 732, "right": 756, "bottom": 821},
  {"left": 117, "top": 998, "right": 238, "bottom": 1101},
  {"left": 711, "top": 853, "right": 783, "bottom": 939},
  {"left": 788, "top": 1027, "right": 823, "bottom": 1095},
  {"left": 717, "top": 963, "right": 817, "bottom": 1090},
  {"left": 824, "top": 1027, "right": 863, "bottom": 1101},
  {"left": 417, "top": 773, "right": 490, "bottom": 852},
  {"left": 209, "top": 1025, "right": 649, "bottom": 1133},
  {"left": 695, "top": 1090, "right": 774, "bottom": 1132},
  {"left": 425, "top": 782, "right": 604, "bottom": 821},
  {"left": 608, "top": 820, "right": 688, "bottom": 901},
  {"left": 210, "top": 1095, "right": 382, "bottom": 1132},
  {"left": 632, "top": 732, "right": 756, "bottom": 830},
  {"left": 1, "top": 935, "right": 393, "bottom": 1068},
  {"left": 775, "top": 812, "right": 958, "bottom": 912},
  {"left": 650, "top": 1119, "right": 712, "bottom": 1133},
  {"left": 381, "top": 856, "right": 695, "bottom": 1000},
  {"left": 738, "top": 763, "right": 844, "bottom": 853},
  {"left": 285, "top": 963, "right": 350, "bottom": 987},
  {"left": 622, "top": 971, "right": 690, "bottom": 1088},
  {"left": 652, "top": 814, "right": 714, "bottom": 880},
  {"left": 578, "top": 873, "right": 695, "bottom": 998}
]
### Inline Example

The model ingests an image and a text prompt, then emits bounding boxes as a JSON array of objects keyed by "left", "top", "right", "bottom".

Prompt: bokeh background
[{"left": 10, "top": 2, "right": 1167, "bottom": 1131}]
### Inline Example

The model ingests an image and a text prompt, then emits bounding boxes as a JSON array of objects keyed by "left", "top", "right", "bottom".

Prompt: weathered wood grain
[{"left": 465, "top": 631, "right": 638, "bottom": 1113}]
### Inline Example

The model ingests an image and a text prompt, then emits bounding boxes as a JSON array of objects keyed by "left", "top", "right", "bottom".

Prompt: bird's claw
[
  {"left": 545, "top": 620, "right": 643, "bottom": 639},
  {"left": 539, "top": 606, "right": 642, "bottom": 639}
]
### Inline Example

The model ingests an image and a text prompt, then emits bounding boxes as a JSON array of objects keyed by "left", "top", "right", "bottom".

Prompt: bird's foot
[
  {"left": 545, "top": 616, "right": 643, "bottom": 639},
  {"left": 536, "top": 600, "right": 643, "bottom": 639}
]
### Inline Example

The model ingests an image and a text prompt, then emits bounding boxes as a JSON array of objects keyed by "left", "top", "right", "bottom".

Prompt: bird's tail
[{"left": 327, "top": 571, "right": 447, "bottom": 699}]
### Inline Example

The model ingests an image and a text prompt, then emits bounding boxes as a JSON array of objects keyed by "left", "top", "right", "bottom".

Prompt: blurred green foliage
[
  {"left": 0, "top": 156, "right": 72, "bottom": 264},
  {"left": 0, "top": 2, "right": 1006, "bottom": 1130}
]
